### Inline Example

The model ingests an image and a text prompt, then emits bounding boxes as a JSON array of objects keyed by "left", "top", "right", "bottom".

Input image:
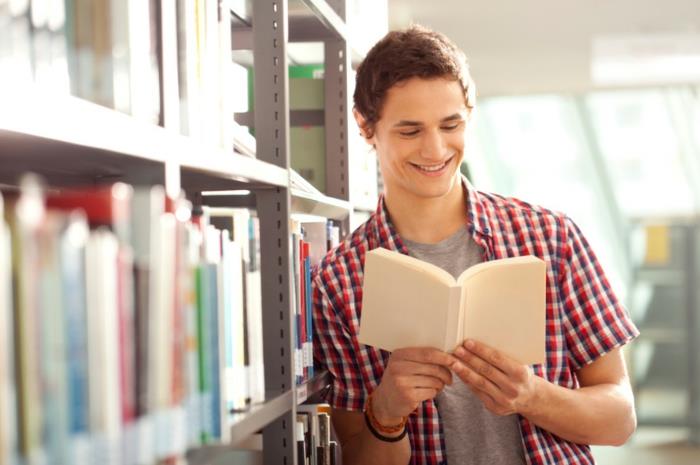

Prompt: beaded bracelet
[
  {"left": 364, "top": 409, "right": 408, "bottom": 442},
  {"left": 363, "top": 393, "right": 408, "bottom": 442}
]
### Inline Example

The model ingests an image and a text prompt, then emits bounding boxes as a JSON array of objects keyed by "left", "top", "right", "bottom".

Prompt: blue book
[
  {"left": 304, "top": 254, "right": 314, "bottom": 377},
  {"left": 206, "top": 264, "right": 222, "bottom": 440},
  {"left": 61, "top": 214, "right": 90, "bottom": 435}
]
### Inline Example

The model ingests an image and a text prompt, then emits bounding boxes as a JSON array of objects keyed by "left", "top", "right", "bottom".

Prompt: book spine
[
  {"left": 0, "top": 199, "right": 18, "bottom": 465},
  {"left": 446, "top": 286, "right": 463, "bottom": 352},
  {"left": 303, "top": 243, "right": 313, "bottom": 378}
]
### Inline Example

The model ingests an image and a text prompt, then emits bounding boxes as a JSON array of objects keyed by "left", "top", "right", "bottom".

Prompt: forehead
[{"left": 380, "top": 77, "right": 467, "bottom": 123}]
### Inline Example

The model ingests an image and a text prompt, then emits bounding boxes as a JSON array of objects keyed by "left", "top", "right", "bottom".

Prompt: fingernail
[
  {"left": 455, "top": 347, "right": 466, "bottom": 357},
  {"left": 465, "top": 340, "right": 475, "bottom": 349}
]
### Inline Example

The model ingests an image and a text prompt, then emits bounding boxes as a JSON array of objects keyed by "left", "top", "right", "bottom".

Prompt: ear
[{"left": 352, "top": 108, "right": 371, "bottom": 140}]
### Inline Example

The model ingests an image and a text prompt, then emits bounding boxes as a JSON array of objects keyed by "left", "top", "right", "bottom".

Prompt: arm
[
  {"left": 332, "top": 348, "right": 456, "bottom": 465},
  {"left": 452, "top": 340, "right": 636, "bottom": 446}
]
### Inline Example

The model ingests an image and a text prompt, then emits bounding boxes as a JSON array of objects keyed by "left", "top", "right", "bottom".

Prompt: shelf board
[
  {"left": 179, "top": 149, "right": 288, "bottom": 191},
  {"left": 294, "top": 0, "right": 348, "bottom": 41},
  {"left": 0, "top": 88, "right": 173, "bottom": 186},
  {"left": 229, "top": 390, "right": 293, "bottom": 445},
  {"left": 291, "top": 188, "right": 351, "bottom": 220},
  {"left": 296, "top": 370, "right": 331, "bottom": 404},
  {"left": 0, "top": 87, "right": 287, "bottom": 190}
]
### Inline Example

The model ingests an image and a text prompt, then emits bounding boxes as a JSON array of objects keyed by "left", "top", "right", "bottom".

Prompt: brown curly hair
[{"left": 353, "top": 25, "right": 476, "bottom": 138}]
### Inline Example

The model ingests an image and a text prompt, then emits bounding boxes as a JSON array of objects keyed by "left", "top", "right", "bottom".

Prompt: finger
[
  {"left": 398, "top": 347, "right": 457, "bottom": 369},
  {"left": 412, "top": 387, "right": 440, "bottom": 403},
  {"left": 467, "top": 384, "right": 507, "bottom": 416},
  {"left": 462, "top": 340, "right": 520, "bottom": 376},
  {"left": 391, "top": 360, "right": 453, "bottom": 386},
  {"left": 404, "top": 374, "right": 446, "bottom": 391},
  {"left": 452, "top": 361, "right": 511, "bottom": 406},
  {"left": 392, "top": 353, "right": 454, "bottom": 385},
  {"left": 453, "top": 346, "right": 516, "bottom": 396}
]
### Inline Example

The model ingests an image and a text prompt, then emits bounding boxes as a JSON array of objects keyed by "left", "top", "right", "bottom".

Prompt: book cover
[{"left": 359, "top": 248, "right": 546, "bottom": 365}]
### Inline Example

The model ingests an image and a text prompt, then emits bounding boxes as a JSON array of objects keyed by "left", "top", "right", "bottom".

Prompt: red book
[
  {"left": 46, "top": 183, "right": 133, "bottom": 244},
  {"left": 117, "top": 248, "right": 137, "bottom": 423}
]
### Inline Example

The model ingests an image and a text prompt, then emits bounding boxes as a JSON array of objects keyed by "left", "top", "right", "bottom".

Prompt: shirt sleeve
[
  {"left": 312, "top": 270, "right": 367, "bottom": 411},
  {"left": 558, "top": 216, "right": 639, "bottom": 371}
]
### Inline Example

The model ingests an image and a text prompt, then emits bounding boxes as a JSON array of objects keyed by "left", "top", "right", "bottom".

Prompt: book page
[
  {"left": 359, "top": 248, "right": 459, "bottom": 352},
  {"left": 459, "top": 257, "right": 546, "bottom": 365}
]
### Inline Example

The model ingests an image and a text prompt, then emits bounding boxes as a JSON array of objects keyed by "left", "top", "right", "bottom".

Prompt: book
[
  {"left": 359, "top": 248, "right": 547, "bottom": 365},
  {"left": 0, "top": 193, "right": 18, "bottom": 465}
]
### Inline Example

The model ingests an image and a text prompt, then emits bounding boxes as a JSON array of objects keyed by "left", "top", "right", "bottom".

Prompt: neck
[{"left": 384, "top": 178, "right": 468, "bottom": 244}]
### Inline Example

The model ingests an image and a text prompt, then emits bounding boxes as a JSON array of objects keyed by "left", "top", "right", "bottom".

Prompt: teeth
[{"left": 415, "top": 161, "right": 447, "bottom": 172}]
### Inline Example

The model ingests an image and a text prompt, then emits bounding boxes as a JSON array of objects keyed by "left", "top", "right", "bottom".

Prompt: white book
[
  {"left": 150, "top": 213, "right": 176, "bottom": 413},
  {"left": 359, "top": 248, "right": 547, "bottom": 365},
  {"left": 85, "top": 229, "right": 122, "bottom": 465},
  {"left": 217, "top": 0, "right": 234, "bottom": 152},
  {"left": 0, "top": 195, "right": 18, "bottom": 465},
  {"left": 222, "top": 237, "right": 247, "bottom": 411},
  {"left": 127, "top": 0, "right": 159, "bottom": 123},
  {"left": 160, "top": 0, "right": 181, "bottom": 131}
]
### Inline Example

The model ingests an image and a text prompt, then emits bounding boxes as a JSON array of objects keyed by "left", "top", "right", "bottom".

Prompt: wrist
[
  {"left": 369, "top": 388, "right": 404, "bottom": 426},
  {"left": 516, "top": 374, "right": 545, "bottom": 417},
  {"left": 364, "top": 391, "right": 407, "bottom": 439}
]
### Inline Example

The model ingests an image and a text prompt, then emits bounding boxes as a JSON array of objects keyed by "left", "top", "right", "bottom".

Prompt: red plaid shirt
[{"left": 312, "top": 178, "right": 639, "bottom": 465}]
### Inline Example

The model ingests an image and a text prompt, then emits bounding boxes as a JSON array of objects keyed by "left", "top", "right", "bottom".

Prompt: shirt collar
[{"left": 371, "top": 175, "right": 493, "bottom": 253}]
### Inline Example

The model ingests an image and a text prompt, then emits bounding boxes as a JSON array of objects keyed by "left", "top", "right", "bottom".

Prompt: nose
[{"left": 420, "top": 127, "right": 448, "bottom": 161}]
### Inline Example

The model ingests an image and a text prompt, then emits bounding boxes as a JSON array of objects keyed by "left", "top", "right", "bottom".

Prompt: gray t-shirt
[{"left": 403, "top": 227, "right": 526, "bottom": 465}]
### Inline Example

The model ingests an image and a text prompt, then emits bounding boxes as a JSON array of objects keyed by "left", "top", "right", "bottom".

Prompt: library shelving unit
[
  {"left": 626, "top": 217, "right": 700, "bottom": 444},
  {"left": 0, "top": 0, "right": 372, "bottom": 464}
]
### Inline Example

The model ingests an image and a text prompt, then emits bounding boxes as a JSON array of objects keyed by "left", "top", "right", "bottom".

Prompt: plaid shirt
[{"left": 312, "top": 178, "right": 639, "bottom": 465}]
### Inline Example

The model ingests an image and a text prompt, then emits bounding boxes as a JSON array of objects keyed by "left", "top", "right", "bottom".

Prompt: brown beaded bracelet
[
  {"left": 364, "top": 393, "right": 408, "bottom": 436},
  {"left": 364, "top": 408, "right": 408, "bottom": 442}
]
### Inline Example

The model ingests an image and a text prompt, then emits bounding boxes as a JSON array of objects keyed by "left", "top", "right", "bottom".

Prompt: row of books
[
  {"left": 296, "top": 404, "right": 339, "bottom": 465},
  {"left": 0, "top": 0, "right": 245, "bottom": 153},
  {"left": 0, "top": 176, "right": 266, "bottom": 465},
  {"left": 291, "top": 219, "right": 340, "bottom": 386}
]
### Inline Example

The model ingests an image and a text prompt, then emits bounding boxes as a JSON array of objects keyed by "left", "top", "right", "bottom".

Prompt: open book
[{"left": 359, "top": 248, "right": 546, "bottom": 365}]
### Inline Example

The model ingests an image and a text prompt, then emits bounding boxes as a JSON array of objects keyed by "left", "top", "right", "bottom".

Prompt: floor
[{"left": 592, "top": 427, "right": 700, "bottom": 465}]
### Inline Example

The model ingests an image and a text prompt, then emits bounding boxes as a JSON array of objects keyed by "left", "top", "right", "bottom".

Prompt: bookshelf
[
  {"left": 0, "top": 0, "right": 380, "bottom": 464},
  {"left": 627, "top": 218, "right": 700, "bottom": 443}
]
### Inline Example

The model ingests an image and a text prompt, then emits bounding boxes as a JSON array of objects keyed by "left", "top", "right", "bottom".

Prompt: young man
[{"left": 312, "top": 26, "right": 639, "bottom": 465}]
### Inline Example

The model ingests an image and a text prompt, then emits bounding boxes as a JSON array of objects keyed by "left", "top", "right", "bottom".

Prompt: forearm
[
  {"left": 342, "top": 425, "right": 410, "bottom": 465},
  {"left": 520, "top": 376, "right": 636, "bottom": 446}
]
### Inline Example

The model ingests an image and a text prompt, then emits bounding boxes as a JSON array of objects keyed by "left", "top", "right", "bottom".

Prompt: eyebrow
[{"left": 393, "top": 113, "right": 465, "bottom": 128}]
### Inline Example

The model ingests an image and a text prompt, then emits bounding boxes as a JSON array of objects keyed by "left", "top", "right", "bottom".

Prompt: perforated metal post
[
  {"left": 324, "top": 0, "right": 351, "bottom": 240},
  {"left": 253, "top": 1, "right": 296, "bottom": 464},
  {"left": 323, "top": 23, "right": 350, "bottom": 203}
]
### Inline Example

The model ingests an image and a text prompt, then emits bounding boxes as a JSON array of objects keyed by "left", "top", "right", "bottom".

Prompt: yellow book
[{"left": 359, "top": 248, "right": 546, "bottom": 365}]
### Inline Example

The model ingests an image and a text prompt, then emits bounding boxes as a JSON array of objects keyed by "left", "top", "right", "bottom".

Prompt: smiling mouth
[{"left": 410, "top": 156, "right": 454, "bottom": 172}]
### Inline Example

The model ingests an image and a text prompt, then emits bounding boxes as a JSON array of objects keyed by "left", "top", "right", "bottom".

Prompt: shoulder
[
  {"left": 476, "top": 190, "right": 575, "bottom": 241},
  {"left": 312, "top": 214, "right": 375, "bottom": 295}
]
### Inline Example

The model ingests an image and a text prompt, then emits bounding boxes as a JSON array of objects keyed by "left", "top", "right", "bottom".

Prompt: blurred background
[{"left": 388, "top": 0, "right": 700, "bottom": 463}]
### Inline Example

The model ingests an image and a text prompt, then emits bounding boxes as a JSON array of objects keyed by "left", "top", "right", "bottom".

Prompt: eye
[
  {"left": 441, "top": 122, "right": 462, "bottom": 131},
  {"left": 399, "top": 129, "right": 420, "bottom": 137}
]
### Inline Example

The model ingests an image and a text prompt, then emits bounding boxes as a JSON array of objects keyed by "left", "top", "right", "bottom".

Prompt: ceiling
[{"left": 387, "top": 0, "right": 700, "bottom": 96}]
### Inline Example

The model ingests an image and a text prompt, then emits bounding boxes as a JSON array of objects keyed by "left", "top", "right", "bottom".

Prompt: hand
[
  {"left": 451, "top": 339, "right": 538, "bottom": 416},
  {"left": 372, "top": 347, "right": 456, "bottom": 424}
]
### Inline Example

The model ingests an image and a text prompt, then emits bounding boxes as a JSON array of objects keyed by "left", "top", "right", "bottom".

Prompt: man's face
[{"left": 366, "top": 77, "right": 468, "bottom": 203}]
